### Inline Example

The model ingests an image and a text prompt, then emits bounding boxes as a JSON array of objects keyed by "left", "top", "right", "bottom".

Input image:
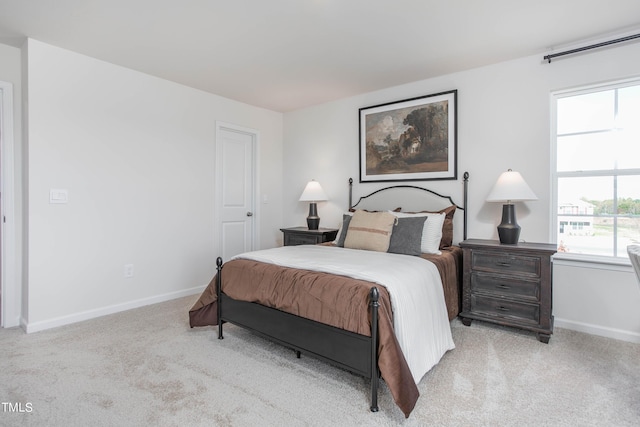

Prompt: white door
[
  {"left": 216, "top": 122, "right": 258, "bottom": 261},
  {"left": 0, "top": 81, "right": 18, "bottom": 328}
]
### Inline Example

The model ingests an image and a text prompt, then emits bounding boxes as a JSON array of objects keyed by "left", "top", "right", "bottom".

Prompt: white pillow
[{"left": 389, "top": 211, "right": 445, "bottom": 254}]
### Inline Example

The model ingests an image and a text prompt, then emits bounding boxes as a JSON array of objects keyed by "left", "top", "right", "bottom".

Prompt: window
[{"left": 552, "top": 79, "right": 640, "bottom": 260}]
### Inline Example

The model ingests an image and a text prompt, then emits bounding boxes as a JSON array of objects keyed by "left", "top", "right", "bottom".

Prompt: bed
[{"left": 189, "top": 172, "right": 469, "bottom": 417}]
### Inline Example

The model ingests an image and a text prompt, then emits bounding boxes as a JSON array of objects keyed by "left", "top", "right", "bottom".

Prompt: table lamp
[
  {"left": 299, "top": 180, "right": 328, "bottom": 230},
  {"left": 486, "top": 169, "right": 538, "bottom": 244}
]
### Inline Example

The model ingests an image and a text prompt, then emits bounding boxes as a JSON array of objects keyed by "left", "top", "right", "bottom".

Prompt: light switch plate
[{"left": 50, "top": 189, "right": 69, "bottom": 204}]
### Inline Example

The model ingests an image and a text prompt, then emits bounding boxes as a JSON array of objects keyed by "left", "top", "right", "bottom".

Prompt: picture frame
[{"left": 359, "top": 90, "right": 457, "bottom": 182}]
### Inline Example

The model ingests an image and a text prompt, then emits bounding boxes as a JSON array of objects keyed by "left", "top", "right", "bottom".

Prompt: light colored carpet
[{"left": 1, "top": 296, "right": 639, "bottom": 426}]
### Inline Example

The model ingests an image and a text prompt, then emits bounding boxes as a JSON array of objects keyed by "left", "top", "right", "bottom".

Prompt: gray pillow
[
  {"left": 388, "top": 216, "right": 427, "bottom": 256},
  {"left": 336, "top": 214, "right": 353, "bottom": 247}
]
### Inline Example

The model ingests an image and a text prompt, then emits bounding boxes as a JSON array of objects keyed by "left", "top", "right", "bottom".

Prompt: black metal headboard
[{"left": 348, "top": 171, "right": 469, "bottom": 241}]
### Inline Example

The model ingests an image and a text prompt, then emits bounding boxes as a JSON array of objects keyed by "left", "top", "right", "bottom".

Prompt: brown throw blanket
[
  {"left": 189, "top": 258, "right": 420, "bottom": 417},
  {"left": 421, "top": 247, "right": 462, "bottom": 321}
]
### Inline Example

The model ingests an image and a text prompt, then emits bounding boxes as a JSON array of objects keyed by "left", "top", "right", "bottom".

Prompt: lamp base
[
  {"left": 307, "top": 202, "right": 320, "bottom": 230},
  {"left": 497, "top": 204, "right": 520, "bottom": 244}
]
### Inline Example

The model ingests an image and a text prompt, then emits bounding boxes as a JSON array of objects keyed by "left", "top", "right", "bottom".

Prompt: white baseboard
[
  {"left": 555, "top": 317, "right": 640, "bottom": 344},
  {"left": 19, "top": 292, "right": 640, "bottom": 342},
  {"left": 23, "top": 285, "right": 206, "bottom": 333}
]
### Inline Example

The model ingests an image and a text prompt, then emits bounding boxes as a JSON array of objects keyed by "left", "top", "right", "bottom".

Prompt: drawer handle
[
  {"left": 497, "top": 306, "right": 510, "bottom": 312},
  {"left": 496, "top": 284, "right": 511, "bottom": 290},
  {"left": 496, "top": 261, "right": 511, "bottom": 267}
]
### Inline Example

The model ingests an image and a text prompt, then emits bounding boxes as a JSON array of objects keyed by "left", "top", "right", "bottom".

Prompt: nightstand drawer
[
  {"left": 280, "top": 227, "right": 338, "bottom": 247},
  {"left": 471, "top": 272, "right": 540, "bottom": 301},
  {"left": 285, "top": 234, "right": 320, "bottom": 246},
  {"left": 471, "top": 295, "right": 540, "bottom": 325},
  {"left": 471, "top": 251, "right": 540, "bottom": 277}
]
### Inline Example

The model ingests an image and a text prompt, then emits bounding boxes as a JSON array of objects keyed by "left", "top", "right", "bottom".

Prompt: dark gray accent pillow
[
  {"left": 388, "top": 216, "right": 427, "bottom": 256},
  {"left": 336, "top": 214, "right": 353, "bottom": 247}
]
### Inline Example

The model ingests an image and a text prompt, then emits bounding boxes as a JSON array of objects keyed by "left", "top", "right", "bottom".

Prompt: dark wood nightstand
[
  {"left": 459, "top": 239, "right": 557, "bottom": 343},
  {"left": 280, "top": 227, "right": 339, "bottom": 246}
]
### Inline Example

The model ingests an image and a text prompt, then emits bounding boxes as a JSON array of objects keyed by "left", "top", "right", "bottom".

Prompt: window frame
[{"left": 551, "top": 77, "right": 640, "bottom": 263}]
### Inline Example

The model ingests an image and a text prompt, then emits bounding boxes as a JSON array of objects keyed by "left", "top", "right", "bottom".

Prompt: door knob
[{"left": 246, "top": 212, "right": 253, "bottom": 217}]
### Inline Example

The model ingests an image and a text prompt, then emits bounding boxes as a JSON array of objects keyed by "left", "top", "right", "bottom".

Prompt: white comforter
[{"left": 232, "top": 245, "right": 455, "bottom": 384}]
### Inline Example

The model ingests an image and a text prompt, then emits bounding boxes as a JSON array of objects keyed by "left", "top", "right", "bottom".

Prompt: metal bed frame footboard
[{"left": 215, "top": 257, "right": 381, "bottom": 412}]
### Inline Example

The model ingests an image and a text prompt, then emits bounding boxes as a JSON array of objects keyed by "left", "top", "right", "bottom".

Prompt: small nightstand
[
  {"left": 459, "top": 239, "right": 557, "bottom": 343},
  {"left": 280, "top": 227, "right": 339, "bottom": 246}
]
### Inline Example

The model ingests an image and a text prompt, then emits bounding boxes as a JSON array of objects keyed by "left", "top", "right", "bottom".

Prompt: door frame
[
  {"left": 214, "top": 121, "right": 260, "bottom": 259},
  {"left": 0, "top": 80, "right": 18, "bottom": 328}
]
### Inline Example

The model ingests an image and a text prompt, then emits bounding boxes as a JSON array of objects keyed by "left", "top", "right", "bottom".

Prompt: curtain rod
[{"left": 543, "top": 33, "right": 640, "bottom": 63}]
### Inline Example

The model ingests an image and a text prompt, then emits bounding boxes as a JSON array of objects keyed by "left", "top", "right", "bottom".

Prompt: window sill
[{"left": 553, "top": 252, "right": 632, "bottom": 272}]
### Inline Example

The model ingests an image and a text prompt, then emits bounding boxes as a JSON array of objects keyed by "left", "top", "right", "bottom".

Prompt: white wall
[
  {"left": 283, "top": 41, "right": 640, "bottom": 342},
  {"left": 554, "top": 260, "right": 640, "bottom": 342},
  {"left": 21, "top": 39, "right": 283, "bottom": 331}
]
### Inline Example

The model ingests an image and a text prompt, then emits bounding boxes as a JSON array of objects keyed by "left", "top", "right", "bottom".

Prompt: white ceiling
[{"left": 1, "top": 0, "right": 639, "bottom": 112}]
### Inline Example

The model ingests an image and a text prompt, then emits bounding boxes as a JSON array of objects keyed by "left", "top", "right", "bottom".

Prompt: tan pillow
[{"left": 344, "top": 210, "right": 396, "bottom": 252}]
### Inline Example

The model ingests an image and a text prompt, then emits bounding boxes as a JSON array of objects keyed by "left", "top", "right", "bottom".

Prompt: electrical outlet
[{"left": 124, "top": 264, "right": 134, "bottom": 278}]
